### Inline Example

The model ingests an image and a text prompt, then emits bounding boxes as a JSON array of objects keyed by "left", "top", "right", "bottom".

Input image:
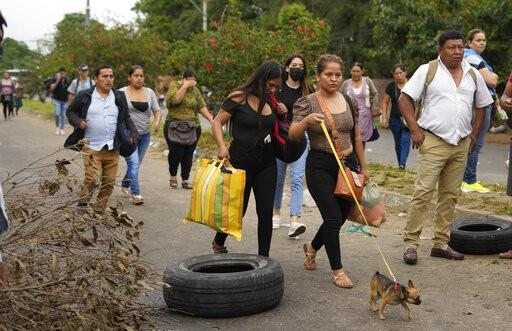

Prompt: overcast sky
[{"left": 1, "top": 0, "right": 139, "bottom": 49}]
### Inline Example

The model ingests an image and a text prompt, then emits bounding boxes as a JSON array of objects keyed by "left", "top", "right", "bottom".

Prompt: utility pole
[
  {"left": 85, "top": 0, "right": 90, "bottom": 26},
  {"left": 188, "top": 0, "right": 207, "bottom": 31}
]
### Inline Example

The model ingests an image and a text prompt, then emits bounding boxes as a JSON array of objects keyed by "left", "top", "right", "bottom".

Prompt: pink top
[{"left": 1, "top": 79, "right": 14, "bottom": 95}]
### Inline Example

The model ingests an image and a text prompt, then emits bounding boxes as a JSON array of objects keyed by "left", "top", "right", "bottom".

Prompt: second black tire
[
  {"left": 163, "top": 253, "right": 284, "bottom": 317},
  {"left": 449, "top": 217, "right": 512, "bottom": 255}
]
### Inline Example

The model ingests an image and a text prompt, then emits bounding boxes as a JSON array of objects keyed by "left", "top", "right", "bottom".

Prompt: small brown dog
[{"left": 369, "top": 271, "right": 421, "bottom": 320}]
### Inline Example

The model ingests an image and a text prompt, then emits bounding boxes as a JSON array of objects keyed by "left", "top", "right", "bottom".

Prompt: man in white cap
[{"left": 67, "top": 63, "right": 94, "bottom": 104}]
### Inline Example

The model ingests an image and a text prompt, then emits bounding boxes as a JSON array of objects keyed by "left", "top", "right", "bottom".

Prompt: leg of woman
[
  {"left": 163, "top": 121, "right": 175, "bottom": 177},
  {"left": 121, "top": 149, "right": 138, "bottom": 194},
  {"left": 253, "top": 161, "right": 277, "bottom": 256},
  {"left": 60, "top": 102, "right": 68, "bottom": 130},
  {"left": 136, "top": 133, "right": 151, "bottom": 164},
  {"left": 181, "top": 127, "right": 202, "bottom": 181},
  {"left": 53, "top": 100, "right": 61, "bottom": 130},
  {"left": 272, "top": 159, "right": 287, "bottom": 227},
  {"left": 463, "top": 104, "right": 492, "bottom": 186},
  {"left": 7, "top": 97, "right": 14, "bottom": 118},
  {"left": 289, "top": 147, "right": 308, "bottom": 218},
  {"left": 2, "top": 100, "right": 7, "bottom": 120},
  {"left": 388, "top": 116, "right": 403, "bottom": 167},
  {"left": 400, "top": 127, "right": 411, "bottom": 168}
]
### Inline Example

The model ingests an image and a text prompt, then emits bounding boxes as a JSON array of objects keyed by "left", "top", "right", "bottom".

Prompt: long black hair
[{"left": 282, "top": 53, "right": 309, "bottom": 96}]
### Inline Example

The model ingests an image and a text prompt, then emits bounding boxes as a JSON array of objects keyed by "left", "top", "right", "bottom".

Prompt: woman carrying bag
[{"left": 289, "top": 54, "right": 369, "bottom": 288}]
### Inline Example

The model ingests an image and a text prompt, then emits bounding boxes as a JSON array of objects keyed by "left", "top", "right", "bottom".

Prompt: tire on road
[
  {"left": 163, "top": 253, "right": 284, "bottom": 317},
  {"left": 449, "top": 217, "right": 512, "bottom": 255}
]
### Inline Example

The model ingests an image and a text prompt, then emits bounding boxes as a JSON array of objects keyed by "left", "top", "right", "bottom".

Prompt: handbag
[
  {"left": 316, "top": 92, "right": 365, "bottom": 201},
  {"left": 167, "top": 120, "right": 197, "bottom": 146},
  {"left": 119, "top": 122, "right": 137, "bottom": 157},
  {"left": 184, "top": 158, "right": 246, "bottom": 240},
  {"left": 268, "top": 92, "right": 307, "bottom": 163}
]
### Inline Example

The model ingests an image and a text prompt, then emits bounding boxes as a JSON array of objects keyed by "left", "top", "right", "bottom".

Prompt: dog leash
[{"left": 320, "top": 120, "right": 399, "bottom": 290}]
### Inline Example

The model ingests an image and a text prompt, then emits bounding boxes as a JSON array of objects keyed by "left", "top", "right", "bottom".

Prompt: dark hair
[
  {"left": 282, "top": 53, "right": 309, "bottom": 97},
  {"left": 128, "top": 65, "right": 143, "bottom": 76},
  {"left": 438, "top": 30, "right": 464, "bottom": 47},
  {"left": 94, "top": 64, "right": 114, "bottom": 77},
  {"left": 183, "top": 68, "right": 196, "bottom": 79},
  {"left": 392, "top": 63, "right": 406, "bottom": 73},
  {"left": 466, "top": 28, "right": 485, "bottom": 45},
  {"left": 316, "top": 54, "right": 344, "bottom": 75},
  {"left": 350, "top": 62, "right": 364, "bottom": 71},
  {"left": 227, "top": 60, "right": 281, "bottom": 118},
  {"left": 58, "top": 67, "right": 66, "bottom": 72}
]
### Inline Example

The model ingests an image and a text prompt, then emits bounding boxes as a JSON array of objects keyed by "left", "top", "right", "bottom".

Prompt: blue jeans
[
  {"left": 273, "top": 146, "right": 308, "bottom": 217},
  {"left": 122, "top": 133, "right": 151, "bottom": 196},
  {"left": 54, "top": 100, "right": 67, "bottom": 129},
  {"left": 463, "top": 104, "right": 492, "bottom": 184},
  {"left": 389, "top": 116, "right": 411, "bottom": 168}
]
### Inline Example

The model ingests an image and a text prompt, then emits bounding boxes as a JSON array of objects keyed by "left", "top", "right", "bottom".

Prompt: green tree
[{"left": 0, "top": 38, "right": 36, "bottom": 71}]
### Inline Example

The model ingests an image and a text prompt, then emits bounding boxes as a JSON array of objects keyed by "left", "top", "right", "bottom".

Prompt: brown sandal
[
  {"left": 212, "top": 241, "right": 228, "bottom": 254},
  {"left": 169, "top": 178, "right": 178, "bottom": 189},
  {"left": 182, "top": 181, "right": 192, "bottom": 190},
  {"left": 303, "top": 242, "right": 317, "bottom": 270},
  {"left": 333, "top": 269, "right": 353, "bottom": 288}
]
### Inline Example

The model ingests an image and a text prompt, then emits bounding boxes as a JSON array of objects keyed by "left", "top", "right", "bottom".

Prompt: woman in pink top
[{"left": 1, "top": 71, "right": 14, "bottom": 120}]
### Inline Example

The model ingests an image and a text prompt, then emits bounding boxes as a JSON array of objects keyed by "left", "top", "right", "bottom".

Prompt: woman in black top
[
  {"left": 380, "top": 63, "right": 411, "bottom": 169},
  {"left": 211, "top": 61, "right": 285, "bottom": 257}
]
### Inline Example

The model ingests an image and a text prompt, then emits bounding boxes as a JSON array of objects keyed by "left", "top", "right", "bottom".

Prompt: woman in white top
[{"left": 119, "top": 65, "right": 162, "bottom": 205}]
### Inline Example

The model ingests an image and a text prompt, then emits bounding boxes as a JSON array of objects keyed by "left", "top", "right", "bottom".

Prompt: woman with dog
[
  {"left": 289, "top": 54, "right": 369, "bottom": 288},
  {"left": 211, "top": 61, "right": 285, "bottom": 257}
]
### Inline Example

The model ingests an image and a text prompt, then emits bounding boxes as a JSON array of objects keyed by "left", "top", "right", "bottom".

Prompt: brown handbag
[{"left": 316, "top": 92, "right": 365, "bottom": 201}]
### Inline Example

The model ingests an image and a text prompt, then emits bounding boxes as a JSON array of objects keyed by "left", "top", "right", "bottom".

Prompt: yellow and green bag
[{"left": 184, "top": 159, "right": 246, "bottom": 240}]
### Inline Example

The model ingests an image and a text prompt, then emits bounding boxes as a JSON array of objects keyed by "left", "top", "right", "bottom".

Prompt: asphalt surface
[{"left": 1, "top": 112, "right": 511, "bottom": 331}]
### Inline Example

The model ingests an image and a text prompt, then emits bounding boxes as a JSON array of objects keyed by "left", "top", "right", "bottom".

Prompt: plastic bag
[{"left": 347, "top": 183, "right": 386, "bottom": 228}]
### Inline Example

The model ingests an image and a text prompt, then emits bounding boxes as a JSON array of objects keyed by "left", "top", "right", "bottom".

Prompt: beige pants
[
  {"left": 404, "top": 131, "right": 470, "bottom": 249},
  {"left": 79, "top": 146, "right": 119, "bottom": 212}
]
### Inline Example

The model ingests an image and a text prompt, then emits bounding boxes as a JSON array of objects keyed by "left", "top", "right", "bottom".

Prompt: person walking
[
  {"left": 13, "top": 78, "right": 23, "bottom": 116},
  {"left": 164, "top": 69, "right": 214, "bottom": 189},
  {"left": 400, "top": 30, "right": 493, "bottom": 264},
  {"left": 119, "top": 65, "right": 162, "bottom": 205},
  {"left": 340, "top": 62, "right": 379, "bottom": 147},
  {"left": 381, "top": 64, "right": 411, "bottom": 169},
  {"left": 289, "top": 54, "right": 368, "bottom": 288},
  {"left": 49, "top": 67, "right": 70, "bottom": 135},
  {"left": 211, "top": 61, "right": 285, "bottom": 257},
  {"left": 66, "top": 65, "right": 138, "bottom": 213},
  {"left": 272, "top": 54, "right": 309, "bottom": 239},
  {"left": 67, "top": 64, "right": 94, "bottom": 105},
  {"left": 461, "top": 29, "right": 499, "bottom": 193},
  {"left": 1, "top": 71, "right": 14, "bottom": 120}
]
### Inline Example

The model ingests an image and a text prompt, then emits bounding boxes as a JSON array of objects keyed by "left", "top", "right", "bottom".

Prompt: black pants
[
  {"left": 214, "top": 143, "right": 277, "bottom": 257},
  {"left": 1, "top": 94, "right": 13, "bottom": 119},
  {"left": 163, "top": 121, "right": 201, "bottom": 180},
  {"left": 306, "top": 149, "right": 353, "bottom": 270}
]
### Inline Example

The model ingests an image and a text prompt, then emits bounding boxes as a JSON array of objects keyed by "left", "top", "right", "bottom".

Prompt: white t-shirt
[
  {"left": 402, "top": 57, "right": 493, "bottom": 145},
  {"left": 67, "top": 78, "right": 94, "bottom": 96}
]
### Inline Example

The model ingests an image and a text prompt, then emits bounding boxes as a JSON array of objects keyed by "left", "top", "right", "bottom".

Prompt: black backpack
[{"left": 44, "top": 78, "right": 55, "bottom": 92}]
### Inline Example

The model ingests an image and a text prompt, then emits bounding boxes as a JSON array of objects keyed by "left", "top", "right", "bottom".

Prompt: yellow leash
[{"left": 320, "top": 120, "right": 398, "bottom": 285}]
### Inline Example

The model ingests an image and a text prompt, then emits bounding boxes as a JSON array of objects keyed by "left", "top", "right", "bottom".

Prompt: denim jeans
[
  {"left": 273, "top": 145, "right": 308, "bottom": 217},
  {"left": 388, "top": 116, "right": 411, "bottom": 168},
  {"left": 463, "top": 104, "right": 492, "bottom": 184},
  {"left": 54, "top": 100, "right": 67, "bottom": 129},
  {"left": 122, "top": 133, "right": 151, "bottom": 196}
]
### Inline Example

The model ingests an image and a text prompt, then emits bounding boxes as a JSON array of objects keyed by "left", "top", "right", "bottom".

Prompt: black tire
[
  {"left": 449, "top": 217, "right": 512, "bottom": 255},
  {"left": 162, "top": 253, "right": 284, "bottom": 317}
]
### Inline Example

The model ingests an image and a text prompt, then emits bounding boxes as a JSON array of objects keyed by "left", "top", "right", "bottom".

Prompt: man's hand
[
  {"left": 78, "top": 120, "right": 88, "bottom": 130},
  {"left": 410, "top": 129, "right": 425, "bottom": 149}
]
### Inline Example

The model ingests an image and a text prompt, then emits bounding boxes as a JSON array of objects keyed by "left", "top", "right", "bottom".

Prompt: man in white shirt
[
  {"left": 67, "top": 64, "right": 94, "bottom": 105},
  {"left": 399, "top": 30, "right": 493, "bottom": 264}
]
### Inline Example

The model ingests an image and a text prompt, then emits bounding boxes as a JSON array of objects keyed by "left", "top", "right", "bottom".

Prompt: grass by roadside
[{"left": 23, "top": 99, "right": 55, "bottom": 119}]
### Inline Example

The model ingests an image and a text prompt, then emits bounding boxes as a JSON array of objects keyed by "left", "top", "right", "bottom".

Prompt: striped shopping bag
[{"left": 184, "top": 159, "right": 246, "bottom": 240}]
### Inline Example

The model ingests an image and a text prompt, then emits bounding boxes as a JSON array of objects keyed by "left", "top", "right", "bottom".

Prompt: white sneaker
[
  {"left": 272, "top": 216, "right": 281, "bottom": 229},
  {"left": 59, "top": 129, "right": 65, "bottom": 135},
  {"left": 288, "top": 222, "right": 306, "bottom": 238},
  {"left": 55, "top": 128, "right": 60, "bottom": 135}
]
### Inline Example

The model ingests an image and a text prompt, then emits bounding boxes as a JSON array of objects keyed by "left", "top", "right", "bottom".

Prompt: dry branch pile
[{"left": 0, "top": 154, "right": 156, "bottom": 330}]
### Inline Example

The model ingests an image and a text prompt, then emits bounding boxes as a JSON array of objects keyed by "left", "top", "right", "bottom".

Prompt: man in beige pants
[{"left": 399, "top": 30, "right": 493, "bottom": 264}]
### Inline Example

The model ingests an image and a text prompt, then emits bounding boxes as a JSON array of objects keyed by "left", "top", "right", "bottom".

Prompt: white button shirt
[
  {"left": 402, "top": 57, "right": 493, "bottom": 145},
  {"left": 84, "top": 88, "right": 119, "bottom": 151}
]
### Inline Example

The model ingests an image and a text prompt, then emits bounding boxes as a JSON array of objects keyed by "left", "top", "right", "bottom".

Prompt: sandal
[
  {"left": 303, "top": 242, "right": 317, "bottom": 270},
  {"left": 499, "top": 250, "right": 512, "bottom": 259},
  {"left": 212, "top": 240, "right": 228, "bottom": 254},
  {"left": 169, "top": 178, "right": 178, "bottom": 189},
  {"left": 121, "top": 187, "right": 132, "bottom": 198},
  {"left": 333, "top": 269, "right": 353, "bottom": 288},
  {"left": 132, "top": 195, "right": 144, "bottom": 205},
  {"left": 182, "top": 181, "right": 192, "bottom": 190}
]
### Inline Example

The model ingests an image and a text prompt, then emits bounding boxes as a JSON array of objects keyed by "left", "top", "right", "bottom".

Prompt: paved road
[{"left": 1, "top": 113, "right": 511, "bottom": 330}]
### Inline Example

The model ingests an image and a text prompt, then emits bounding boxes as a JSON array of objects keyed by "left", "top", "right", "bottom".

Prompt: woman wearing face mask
[
  {"left": 289, "top": 54, "right": 368, "bottom": 288},
  {"left": 340, "top": 62, "right": 379, "bottom": 147},
  {"left": 272, "top": 54, "right": 310, "bottom": 239},
  {"left": 380, "top": 63, "right": 411, "bottom": 169},
  {"left": 211, "top": 61, "right": 286, "bottom": 257},
  {"left": 460, "top": 29, "right": 499, "bottom": 194},
  {"left": 119, "top": 65, "right": 162, "bottom": 205}
]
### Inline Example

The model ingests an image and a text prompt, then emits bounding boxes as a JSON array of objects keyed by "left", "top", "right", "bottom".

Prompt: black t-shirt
[
  {"left": 222, "top": 98, "right": 275, "bottom": 151},
  {"left": 53, "top": 78, "right": 70, "bottom": 102},
  {"left": 276, "top": 82, "right": 303, "bottom": 123},
  {"left": 385, "top": 81, "right": 402, "bottom": 117}
]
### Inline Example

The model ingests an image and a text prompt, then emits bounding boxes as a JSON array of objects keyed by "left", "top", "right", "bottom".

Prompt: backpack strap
[
  {"left": 74, "top": 78, "right": 79, "bottom": 95},
  {"left": 415, "top": 60, "right": 438, "bottom": 120}
]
